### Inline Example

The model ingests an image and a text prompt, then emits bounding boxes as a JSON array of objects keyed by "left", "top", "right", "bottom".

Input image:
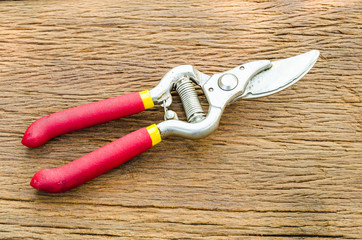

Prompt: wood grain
[{"left": 0, "top": 0, "right": 361, "bottom": 239}]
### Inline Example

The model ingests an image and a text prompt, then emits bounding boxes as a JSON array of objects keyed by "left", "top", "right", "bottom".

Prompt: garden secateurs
[{"left": 22, "top": 50, "right": 320, "bottom": 193}]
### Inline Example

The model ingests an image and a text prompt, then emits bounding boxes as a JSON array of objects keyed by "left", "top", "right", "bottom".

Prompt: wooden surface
[{"left": 0, "top": 0, "right": 361, "bottom": 239}]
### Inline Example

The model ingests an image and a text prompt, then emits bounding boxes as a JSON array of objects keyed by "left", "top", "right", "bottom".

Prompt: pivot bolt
[{"left": 218, "top": 73, "right": 238, "bottom": 91}]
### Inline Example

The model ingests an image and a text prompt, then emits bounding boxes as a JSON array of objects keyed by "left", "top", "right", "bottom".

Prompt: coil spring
[{"left": 175, "top": 77, "right": 206, "bottom": 123}]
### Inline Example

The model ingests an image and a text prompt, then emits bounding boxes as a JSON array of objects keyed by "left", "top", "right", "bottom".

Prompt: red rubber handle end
[
  {"left": 30, "top": 168, "right": 65, "bottom": 193},
  {"left": 30, "top": 127, "right": 155, "bottom": 193},
  {"left": 22, "top": 92, "right": 146, "bottom": 148},
  {"left": 22, "top": 117, "right": 50, "bottom": 148}
]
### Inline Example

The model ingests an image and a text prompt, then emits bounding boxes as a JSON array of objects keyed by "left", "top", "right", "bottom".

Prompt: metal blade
[{"left": 241, "top": 50, "right": 320, "bottom": 99}]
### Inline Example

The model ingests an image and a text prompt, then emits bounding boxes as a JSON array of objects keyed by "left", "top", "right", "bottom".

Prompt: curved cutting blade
[{"left": 241, "top": 50, "right": 320, "bottom": 99}]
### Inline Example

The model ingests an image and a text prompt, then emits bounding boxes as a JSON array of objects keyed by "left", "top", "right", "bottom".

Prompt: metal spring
[{"left": 175, "top": 77, "right": 206, "bottom": 123}]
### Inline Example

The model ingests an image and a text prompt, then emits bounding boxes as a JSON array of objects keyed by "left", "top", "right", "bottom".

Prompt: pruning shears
[{"left": 22, "top": 50, "right": 320, "bottom": 193}]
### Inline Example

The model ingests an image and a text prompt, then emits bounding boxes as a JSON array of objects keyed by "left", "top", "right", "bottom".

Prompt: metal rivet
[
  {"left": 209, "top": 87, "right": 214, "bottom": 92},
  {"left": 240, "top": 66, "right": 245, "bottom": 70}
]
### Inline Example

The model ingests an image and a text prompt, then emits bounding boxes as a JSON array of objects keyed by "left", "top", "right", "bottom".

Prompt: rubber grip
[
  {"left": 30, "top": 127, "right": 153, "bottom": 193},
  {"left": 22, "top": 92, "right": 146, "bottom": 148}
]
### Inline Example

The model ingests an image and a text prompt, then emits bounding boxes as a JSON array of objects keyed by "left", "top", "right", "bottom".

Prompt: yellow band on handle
[
  {"left": 139, "top": 90, "right": 154, "bottom": 110},
  {"left": 146, "top": 124, "right": 162, "bottom": 146}
]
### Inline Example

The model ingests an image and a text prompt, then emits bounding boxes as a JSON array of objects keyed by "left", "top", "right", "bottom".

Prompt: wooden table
[{"left": 0, "top": 0, "right": 361, "bottom": 239}]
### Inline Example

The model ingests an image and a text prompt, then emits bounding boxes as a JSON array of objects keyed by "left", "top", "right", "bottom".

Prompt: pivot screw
[{"left": 218, "top": 73, "right": 238, "bottom": 91}]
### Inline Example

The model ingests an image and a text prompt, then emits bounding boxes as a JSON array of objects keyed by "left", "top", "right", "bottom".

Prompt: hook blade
[{"left": 241, "top": 50, "right": 320, "bottom": 99}]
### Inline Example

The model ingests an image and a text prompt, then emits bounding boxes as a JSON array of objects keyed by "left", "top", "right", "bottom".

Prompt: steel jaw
[{"left": 153, "top": 50, "right": 320, "bottom": 139}]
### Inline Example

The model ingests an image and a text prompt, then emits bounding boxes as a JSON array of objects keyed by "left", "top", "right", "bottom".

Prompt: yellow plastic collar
[
  {"left": 146, "top": 124, "right": 162, "bottom": 146},
  {"left": 139, "top": 90, "right": 154, "bottom": 109}
]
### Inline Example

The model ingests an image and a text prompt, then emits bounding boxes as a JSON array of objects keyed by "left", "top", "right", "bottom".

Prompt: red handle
[
  {"left": 22, "top": 91, "right": 154, "bottom": 148},
  {"left": 30, "top": 126, "right": 161, "bottom": 193}
]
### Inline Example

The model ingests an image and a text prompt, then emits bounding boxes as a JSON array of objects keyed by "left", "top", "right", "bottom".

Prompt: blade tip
[{"left": 309, "top": 50, "right": 320, "bottom": 62}]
